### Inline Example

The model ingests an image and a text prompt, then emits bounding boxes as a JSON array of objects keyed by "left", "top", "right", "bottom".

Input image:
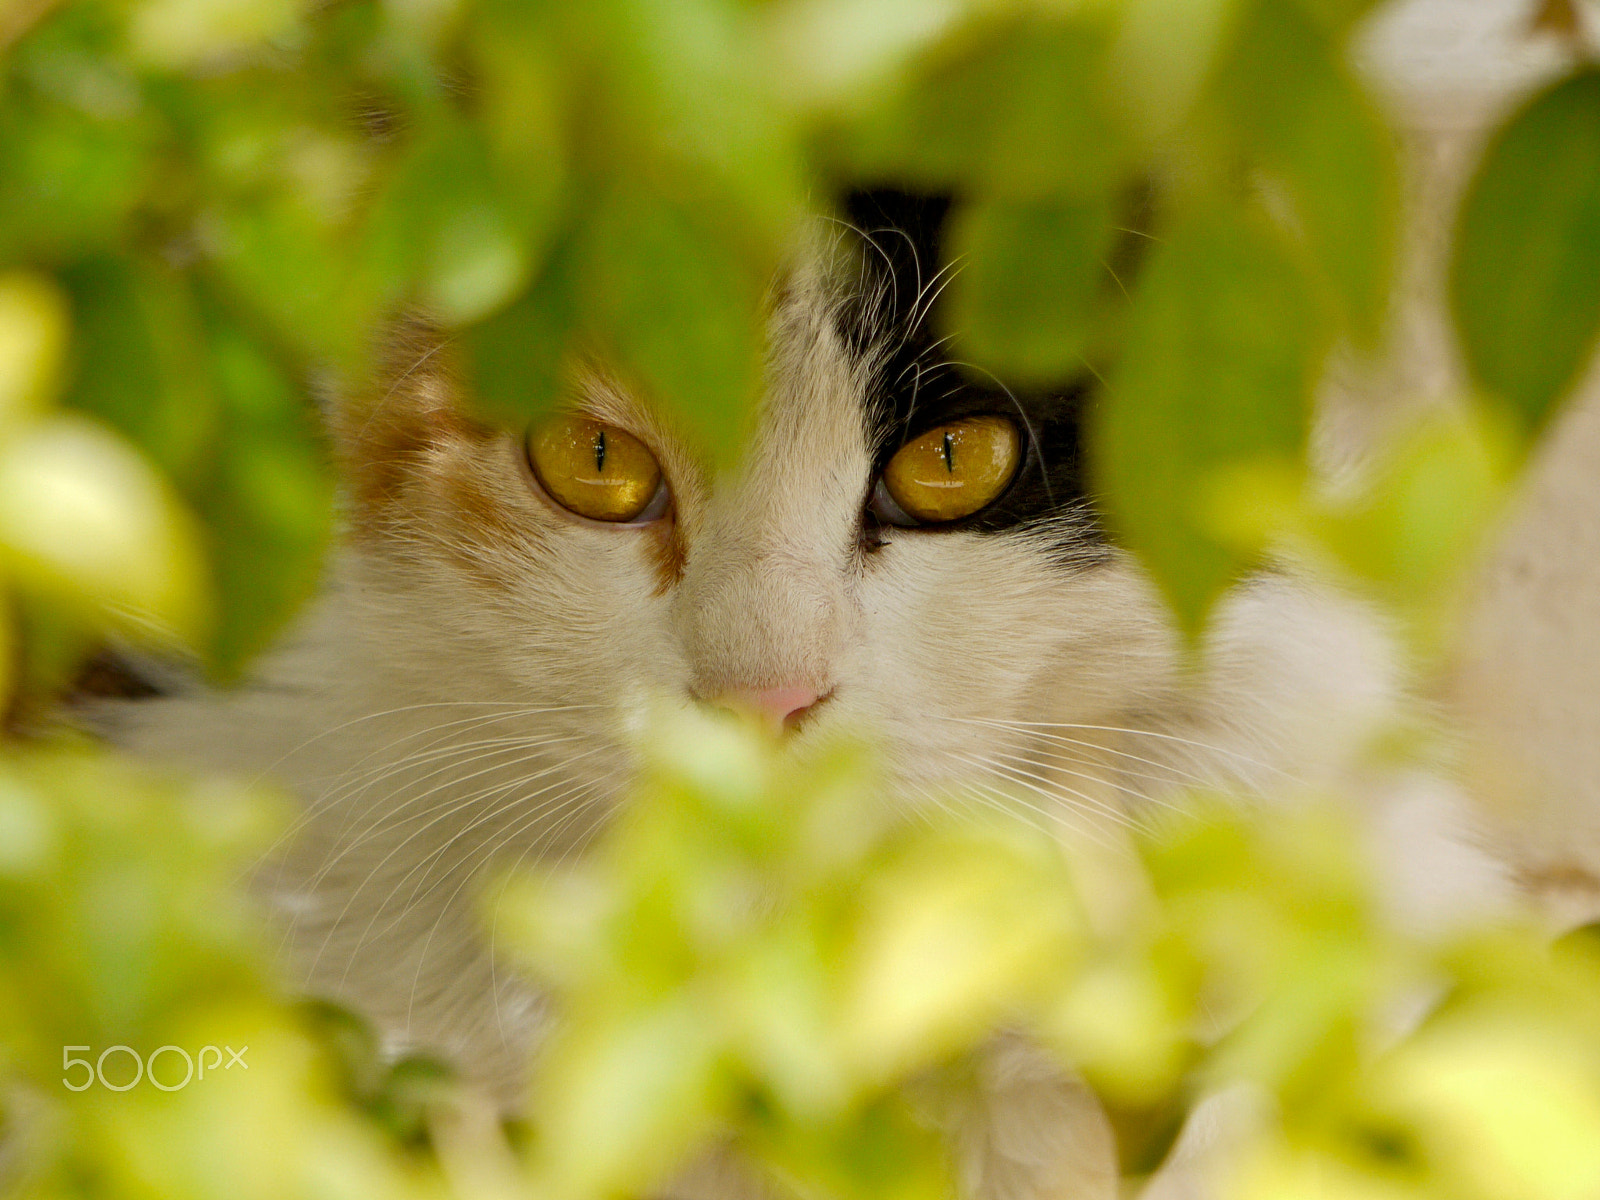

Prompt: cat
[{"left": 101, "top": 187, "right": 1480, "bottom": 1199}]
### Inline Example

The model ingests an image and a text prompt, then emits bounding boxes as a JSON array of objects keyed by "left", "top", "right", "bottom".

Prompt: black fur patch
[{"left": 837, "top": 189, "right": 1104, "bottom": 552}]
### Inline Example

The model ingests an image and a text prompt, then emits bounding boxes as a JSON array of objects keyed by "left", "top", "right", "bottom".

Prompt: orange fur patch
[{"left": 648, "top": 522, "right": 688, "bottom": 596}]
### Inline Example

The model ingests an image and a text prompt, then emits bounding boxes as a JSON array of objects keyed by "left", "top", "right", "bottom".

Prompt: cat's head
[{"left": 321, "top": 190, "right": 1393, "bottom": 839}]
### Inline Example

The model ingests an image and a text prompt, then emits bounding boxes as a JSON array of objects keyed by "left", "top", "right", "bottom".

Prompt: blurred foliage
[
  {"left": 1452, "top": 67, "right": 1600, "bottom": 438},
  {"left": 486, "top": 712, "right": 1600, "bottom": 1200},
  {"left": 0, "top": 746, "right": 443, "bottom": 1199},
  {"left": 11, "top": 712, "right": 1600, "bottom": 1200},
  {"left": 3, "top": 0, "right": 1600, "bottom": 1198}
]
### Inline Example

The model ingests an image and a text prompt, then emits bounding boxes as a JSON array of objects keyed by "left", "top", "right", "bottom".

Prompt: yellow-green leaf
[
  {"left": 528, "top": 996, "right": 726, "bottom": 1199},
  {"left": 0, "top": 416, "right": 211, "bottom": 646},
  {"left": 0, "top": 272, "right": 68, "bottom": 429},
  {"left": 839, "top": 827, "right": 1079, "bottom": 1081}
]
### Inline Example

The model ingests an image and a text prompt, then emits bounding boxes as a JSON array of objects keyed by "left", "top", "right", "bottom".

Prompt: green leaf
[
  {"left": 761, "top": 0, "right": 966, "bottom": 115},
  {"left": 461, "top": 241, "right": 578, "bottom": 432},
  {"left": 1223, "top": 3, "right": 1397, "bottom": 346},
  {"left": 200, "top": 307, "right": 333, "bottom": 675},
  {"left": 362, "top": 120, "right": 542, "bottom": 328},
  {"left": 1452, "top": 69, "right": 1600, "bottom": 436},
  {"left": 59, "top": 256, "right": 219, "bottom": 484},
  {"left": 368, "top": 1054, "right": 456, "bottom": 1143},
  {"left": 1105, "top": 0, "right": 1239, "bottom": 145},
  {"left": 836, "top": 15, "right": 1127, "bottom": 200},
  {"left": 576, "top": 0, "right": 802, "bottom": 247},
  {"left": 469, "top": 3, "right": 569, "bottom": 226},
  {"left": 1048, "top": 957, "right": 1188, "bottom": 1106},
  {"left": 1095, "top": 207, "right": 1321, "bottom": 640},
  {"left": 61, "top": 258, "right": 330, "bottom": 674},
  {"left": 576, "top": 189, "right": 764, "bottom": 466},
  {"left": 0, "top": 89, "right": 151, "bottom": 265},
  {"left": 1374, "top": 1012, "right": 1600, "bottom": 1200},
  {"left": 946, "top": 193, "right": 1115, "bottom": 384},
  {"left": 207, "top": 196, "right": 366, "bottom": 364}
]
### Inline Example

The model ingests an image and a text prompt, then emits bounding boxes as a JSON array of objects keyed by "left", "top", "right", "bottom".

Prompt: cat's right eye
[{"left": 526, "top": 415, "right": 668, "bottom": 523}]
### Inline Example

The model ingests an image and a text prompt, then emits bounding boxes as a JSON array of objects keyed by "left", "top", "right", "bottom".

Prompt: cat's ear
[{"left": 327, "top": 316, "right": 488, "bottom": 525}]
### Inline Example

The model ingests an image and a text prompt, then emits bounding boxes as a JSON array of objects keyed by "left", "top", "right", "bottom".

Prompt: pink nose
[{"left": 717, "top": 685, "right": 824, "bottom": 732}]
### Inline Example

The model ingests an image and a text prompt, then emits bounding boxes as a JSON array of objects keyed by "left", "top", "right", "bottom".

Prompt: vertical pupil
[
  {"left": 595, "top": 429, "right": 607, "bottom": 474},
  {"left": 941, "top": 430, "right": 954, "bottom": 473}
]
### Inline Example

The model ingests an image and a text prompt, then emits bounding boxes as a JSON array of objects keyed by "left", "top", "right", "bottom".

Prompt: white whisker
[
  {"left": 935, "top": 714, "right": 1299, "bottom": 786},
  {"left": 943, "top": 748, "right": 1143, "bottom": 835},
  {"left": 301, "top": 744, "right": 608, "bottom": 980}
]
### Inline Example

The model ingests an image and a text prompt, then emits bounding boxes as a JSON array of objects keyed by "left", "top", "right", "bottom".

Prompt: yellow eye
[
  {"left": 882, "top": 416, "right": 1021, "bottom": 524},
  {"left": 527, "top": 415, "right": 664, "bottom": 523}
]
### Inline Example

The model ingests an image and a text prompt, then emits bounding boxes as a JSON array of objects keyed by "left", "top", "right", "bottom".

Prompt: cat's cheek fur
[{"left": 846, "top": 537, "right": 1145, "bottom": 795}]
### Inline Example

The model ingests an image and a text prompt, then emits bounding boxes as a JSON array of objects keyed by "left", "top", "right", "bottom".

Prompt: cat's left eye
[
  {"left": 873, "top": 415, "right": 1021, "bottom": 526},
  {"left": 526, "top": 415, "right": 668, "bottom": 523}
]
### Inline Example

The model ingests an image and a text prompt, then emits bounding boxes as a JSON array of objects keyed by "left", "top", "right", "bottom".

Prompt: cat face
[{"left": 325, "top": 191, "right": 1214, "bottom": 846}]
